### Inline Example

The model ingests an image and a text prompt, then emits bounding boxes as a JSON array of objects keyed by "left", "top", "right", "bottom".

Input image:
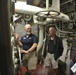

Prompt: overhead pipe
[
  {"left": 47, "top": 0, "right": 69, "bottom": 21},
  {"left": 15, "top": 1, "right": 44, "bottom": 15},
  {"left": 46, "top": 0, "right": 49, "bottom": 9},
  {"left": 51, "top": 0, "right": 60, "bottom": 11},
  {"left": 60, "top": 0, "right": 73, "bottom": 6},
  {"left": 15, "top": 1, "right": 70, "bottom": 21}
]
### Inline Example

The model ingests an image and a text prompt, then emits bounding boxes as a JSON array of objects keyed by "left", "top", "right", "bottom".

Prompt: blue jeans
[{"left": 70, "top": 61, "right": 75, "bottom": 75}]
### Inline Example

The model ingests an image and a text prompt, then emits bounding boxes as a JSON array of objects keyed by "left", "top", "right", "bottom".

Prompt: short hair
[
  {"left": 49, "top": 25, "right": 56, "bottom": 30},
  {"left": 48, "top": 25, "right": 56, "bottom": 31},
  {"left": 46, "top": 25, "right": 56, "bottom": 34},
  {"left": 24, "top": 24, "right": 31, "bottom": 29}
]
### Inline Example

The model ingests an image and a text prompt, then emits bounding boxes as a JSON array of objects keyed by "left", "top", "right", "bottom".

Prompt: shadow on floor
[{"left": 18, "top": 62, "right": 67, "bottom": 75}]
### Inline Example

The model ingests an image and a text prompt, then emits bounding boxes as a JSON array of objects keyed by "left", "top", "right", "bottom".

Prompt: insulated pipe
[
  {"left": 46, "top": 0, "right": 49, "bottom": 9},
  {"left": 52, "top": 0, "right": 60, "bottom": 11},
  {"left": 15, "top": 1, "right": 70, "bottom": 21},
  {"left": 60, "top": 0, "right": 73, "bottom": 6},
  {"left": 49, "top": 0, "right": 69, "bottom": 21},
  {"left": 37, "top": 25, "right": 44, "bottom": 53},
  {"left": 15, "top": 1, "right": 44, "bottom": 15}
]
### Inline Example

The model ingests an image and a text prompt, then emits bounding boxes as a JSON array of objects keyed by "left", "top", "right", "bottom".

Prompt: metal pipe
[
  {"left": 37, "top": 25, "right": 44, "bottom": 53},
  {"left": 55, "top": 25, "right": 73, "bottom": 34},
  {"left": 52, "top": 0, "right": 60, "bottom": 11},
  {"left": 15, "top": 1, "right": 44, "bottom": 15},
  {"left": 60, "top": 0, "right": 73, "bottom": 6},
  {"left": 15, "top": 1, "right": 70, "bottom": 21},
  {"left": 46, "top": 0, "right": 49, "bottom": 9},
  {"left": 10, "top": 24, "right": 14, "bottom": 36}
]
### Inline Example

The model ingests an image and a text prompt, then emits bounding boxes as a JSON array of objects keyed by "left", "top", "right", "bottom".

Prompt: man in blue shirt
[{"left": 15, "top": 24, "right": 38, "bottom": 75}]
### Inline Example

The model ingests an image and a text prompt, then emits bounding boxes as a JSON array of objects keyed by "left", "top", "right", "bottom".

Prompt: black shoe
[{"left": 24, "top": 71, "right": 31, "bottom": 75}]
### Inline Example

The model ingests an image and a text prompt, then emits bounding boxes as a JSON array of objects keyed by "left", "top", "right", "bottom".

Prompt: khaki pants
[
  {"left": 44, "top": 53, "right": 58, "bottom": 69},
  {"left": 22, "top": 51, "right": 37, "bottom": 70}
]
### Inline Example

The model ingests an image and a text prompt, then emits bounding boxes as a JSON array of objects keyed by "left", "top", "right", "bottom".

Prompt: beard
[{"left": 26, "top": 32, "right": 31, "bottom": 35}]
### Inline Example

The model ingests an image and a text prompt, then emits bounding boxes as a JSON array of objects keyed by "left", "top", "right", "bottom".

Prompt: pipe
[
  {"left": 52, "top": 0, "right": 60, "bottom": 11},
  {"left": 15, "top": 1, "right": 70, "bottom": 21},
  {"left": 47, "top": 0, "right": 69, "bottom": 21},
  {"left": 55, "top": 25, "right": 73, "bottom": 34},
  {"left": 46, "top": 0, "right": 49, "bottom": 9},
  {"left": 10, "top": 24, "right": 14, "bottom": 36},
  {"left": 60, "top": 0, "right": 73, "bottom": 6},
  {"left": 37, "top": 25, "right": 44, "bottom": 53},
  {"left": 15, "top": 1, "right": 44, "bottom": 15}
]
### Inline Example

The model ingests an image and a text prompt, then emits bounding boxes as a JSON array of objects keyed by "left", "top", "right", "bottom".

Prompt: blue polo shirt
[{"left": 21, "top": 34, "right": 38, "bottom": 50}]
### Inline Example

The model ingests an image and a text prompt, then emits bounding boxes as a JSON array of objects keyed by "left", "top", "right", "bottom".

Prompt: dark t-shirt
[
  {"left": 48, "top": 39, "right": 56, "bottom": 54},
  {"left": 21, "top": 34, "right": 38, "bottom": 50}
]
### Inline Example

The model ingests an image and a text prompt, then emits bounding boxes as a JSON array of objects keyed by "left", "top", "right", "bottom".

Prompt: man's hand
[
  {"left": 20, "top": 50, "right": 29, "bottom": 54},
  {"left": 14, "top": 33, "right": 19, "bottom": 41},
  {"left": 14, "top": 33, "right": 23, "bottom": 47}
]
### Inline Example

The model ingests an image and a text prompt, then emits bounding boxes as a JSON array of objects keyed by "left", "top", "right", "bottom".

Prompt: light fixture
[{"left": 36, "top": 10, "right": 60, "bottom": 18}]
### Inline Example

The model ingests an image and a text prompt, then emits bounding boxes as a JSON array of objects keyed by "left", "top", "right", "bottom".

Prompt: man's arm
[
  {"left": 21, "top": 43, "right": 37, "bottom": 54},
  {"left": 17, "top": 39, "right": 23, "bottom": 47},
  {"left": 28, "top": 43, "right": 37, "bottom": 52}
]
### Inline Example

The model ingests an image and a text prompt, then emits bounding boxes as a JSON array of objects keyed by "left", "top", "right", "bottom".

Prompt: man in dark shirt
[
  {"left": 15, "top": 24, "right": 38, "bottom": 75},
  {"left": 43, "top": 26, "right": 63, "bottom": 75},
  {"left": 70, "top": 39, "right": 76, "bottom": 75}
]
